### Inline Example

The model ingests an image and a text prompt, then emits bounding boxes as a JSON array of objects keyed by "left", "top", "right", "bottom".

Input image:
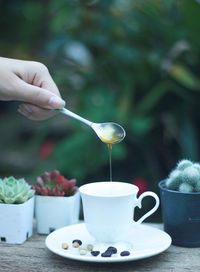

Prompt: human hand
[{"left": 0, "top": 57, "right": 65, "bottom": 120}]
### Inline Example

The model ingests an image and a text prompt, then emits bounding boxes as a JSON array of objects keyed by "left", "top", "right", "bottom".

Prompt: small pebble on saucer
[
  {"left": 87, "top": 244, "right": 94, "bottom": 251},
  {"left": 61, "top": 243, "right": 69, "bottom": 250},
  {"left": 72, "top": 242, "right": 80, "bottom": 248},
  {"left": 72, "top": 239, "right": 82, "bottom": 246},
  {"left": 107, "top": 246, "right": 117, "bottom": 254},
  {"left": 91, "top": 251, "right": 100, "bottom": 257},
  {"left": 79, "top": 248, "right": 87, "bottom": 255},
  {"left": 120, "top": 251, "right": 130, "bottom": 256},
  {"left": 101, "top": 251, "right": 112, "bottom": 257}
]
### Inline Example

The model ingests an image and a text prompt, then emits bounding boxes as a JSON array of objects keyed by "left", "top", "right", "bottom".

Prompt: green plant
[
  {"left": 2, "top": 0, "right": 200, "bottom": 194},
  {"left": 166, "top": 159, "right": 200, "bottom": 192},
  {"left": 0, "top": 177, "right": 35, "bottom": 204},
  {"left": 32, "top": 170, "right": 78, "bottom": 196}
]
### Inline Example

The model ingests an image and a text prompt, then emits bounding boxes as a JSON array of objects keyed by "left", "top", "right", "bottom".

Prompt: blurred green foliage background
[{"left": 1, "top": 0, "right": 200, "bottom": 206}]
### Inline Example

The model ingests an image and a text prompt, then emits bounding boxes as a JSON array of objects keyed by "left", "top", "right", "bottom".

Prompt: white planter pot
[
  {"left": 35, "top": 191, "right": 80, "bottom": 234},
  {"left": 0, "top": 196, "right": 34, "bottom": 244}
]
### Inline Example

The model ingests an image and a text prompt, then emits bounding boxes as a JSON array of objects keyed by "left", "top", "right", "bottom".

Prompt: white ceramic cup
[{"left": 79, "top": 181, "right": 160, "bottom": 243}]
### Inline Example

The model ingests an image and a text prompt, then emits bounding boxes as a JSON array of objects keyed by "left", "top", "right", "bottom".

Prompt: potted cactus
[
  {"left": 33, "top": 170, "right": 80, "bottom": 234},
  {"left": 0, "top": 177, "right": 35, "bottom": 244},
  {"left": 159, "top": 159, "right": 200, "bottom": 247}
]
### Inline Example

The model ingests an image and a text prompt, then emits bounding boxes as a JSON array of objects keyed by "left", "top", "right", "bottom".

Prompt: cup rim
[{"left": 79, "top": 181, "right": 139, "bottom": 198}]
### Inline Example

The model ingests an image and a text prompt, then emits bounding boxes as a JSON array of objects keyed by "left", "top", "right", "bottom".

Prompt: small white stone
[
  {"left": 79, "top": 248, "right": 87, "bottom": 255},
  {"left": 62, "top": 242, "right": 69, "bottom": 250},
  {"left": 87, "top": 244, "right": 94, "bottom": 251}
]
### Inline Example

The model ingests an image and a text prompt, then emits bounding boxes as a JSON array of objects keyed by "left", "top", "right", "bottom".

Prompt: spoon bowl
[
  {"left": 55, "top": 108, "right": 126, "bottom": 144},
  {"left": 92, "top": 122, "right": 126, "bottom": 144}
]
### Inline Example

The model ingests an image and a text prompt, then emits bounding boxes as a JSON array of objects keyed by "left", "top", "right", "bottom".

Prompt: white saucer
[{"left": 45, "top": 223, "right": 171, "bottom": 263}]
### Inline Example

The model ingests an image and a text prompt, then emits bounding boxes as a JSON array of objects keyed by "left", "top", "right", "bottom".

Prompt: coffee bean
[
  {"left": 91, "top": 251, "right": 100, "bottom": 256},
  {"left": 120, "top": 250, "right": 130, "bottom": 256}
]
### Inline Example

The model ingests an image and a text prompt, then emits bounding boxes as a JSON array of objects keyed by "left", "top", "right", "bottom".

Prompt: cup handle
[{"left": 135, "top": 191, "right": 160, "bottom": 224}]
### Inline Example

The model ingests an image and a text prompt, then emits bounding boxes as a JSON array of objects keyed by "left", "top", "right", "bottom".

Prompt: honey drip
[
  {"left": 97, "top": 124, "right": 124, "bottom": 182},
  {"left": 107, "top": 143, "right": 113, "bottom": 181}
]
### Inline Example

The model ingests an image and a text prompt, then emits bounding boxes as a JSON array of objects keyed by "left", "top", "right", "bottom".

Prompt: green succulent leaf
[{"left": 0, "top": 177, "right": 35, "bottom": 204}]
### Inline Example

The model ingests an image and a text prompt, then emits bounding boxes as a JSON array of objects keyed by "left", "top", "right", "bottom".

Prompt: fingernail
[{"left": 48, "top": 96, "right": 65, "bottom": 108}]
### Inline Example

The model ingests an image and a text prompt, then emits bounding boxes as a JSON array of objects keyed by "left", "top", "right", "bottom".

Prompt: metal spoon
[{"left": 55, "top": 108, "right": 126, "bottom": 144}]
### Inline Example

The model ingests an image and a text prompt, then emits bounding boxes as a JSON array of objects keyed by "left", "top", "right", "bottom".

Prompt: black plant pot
[{"left": 159, "top": 180, "right": 200, "bottom": 247}]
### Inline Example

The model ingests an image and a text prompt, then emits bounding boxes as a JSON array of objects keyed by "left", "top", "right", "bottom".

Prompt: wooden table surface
[{"left": 0, "top": 223, "right": 199, "bottom": 272}]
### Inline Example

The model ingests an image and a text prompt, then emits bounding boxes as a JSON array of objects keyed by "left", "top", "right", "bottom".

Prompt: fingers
[
  {"left": 39, "top": 72, "right": 60, "bottom": 98},
  {"left": 13, "top": 75, "right": 65, "bottom": 109},
  {"left": 0, "top": 58, "right": 66, "bottom": 121},
  {"left": 18, "top": 103, "right": 57, "bottom": 121}
]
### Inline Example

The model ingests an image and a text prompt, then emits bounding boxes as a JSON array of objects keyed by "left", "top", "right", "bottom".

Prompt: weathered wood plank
[{"left": 0, "top": 224, "right": 199, "bottom": 272}]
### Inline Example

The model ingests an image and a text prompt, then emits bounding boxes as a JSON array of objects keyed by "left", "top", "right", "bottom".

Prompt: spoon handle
[{"left": 55, "top": 108, "right": 93, "bottom": 127}]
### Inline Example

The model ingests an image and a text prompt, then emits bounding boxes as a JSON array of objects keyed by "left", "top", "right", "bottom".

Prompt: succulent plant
[
  {"left": 0, "top": 176, "right": 35, "bottom": 204},
  {"left": 166, "top": 159, "right": 200, "bottom": 193},
  {"left": 32, "top": 170, "right": 78, "bottom": 196}
]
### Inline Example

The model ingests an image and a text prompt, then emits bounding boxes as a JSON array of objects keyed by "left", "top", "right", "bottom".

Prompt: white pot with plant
[
  {"left": 0, "top": 177, "right": 35, "bottom": 244},
  {"left": 33, "top": 170, "right": 80, "bottom": 234}
]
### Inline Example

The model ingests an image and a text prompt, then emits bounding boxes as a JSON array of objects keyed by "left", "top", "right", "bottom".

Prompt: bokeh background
[{"left": 1, "top": 0, "right": 200, "bottom": 220}]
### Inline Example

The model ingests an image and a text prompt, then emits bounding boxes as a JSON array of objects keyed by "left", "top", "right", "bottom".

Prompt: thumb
[{"left": 14, "top": 80, "right": 65, "bottom": 109}]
